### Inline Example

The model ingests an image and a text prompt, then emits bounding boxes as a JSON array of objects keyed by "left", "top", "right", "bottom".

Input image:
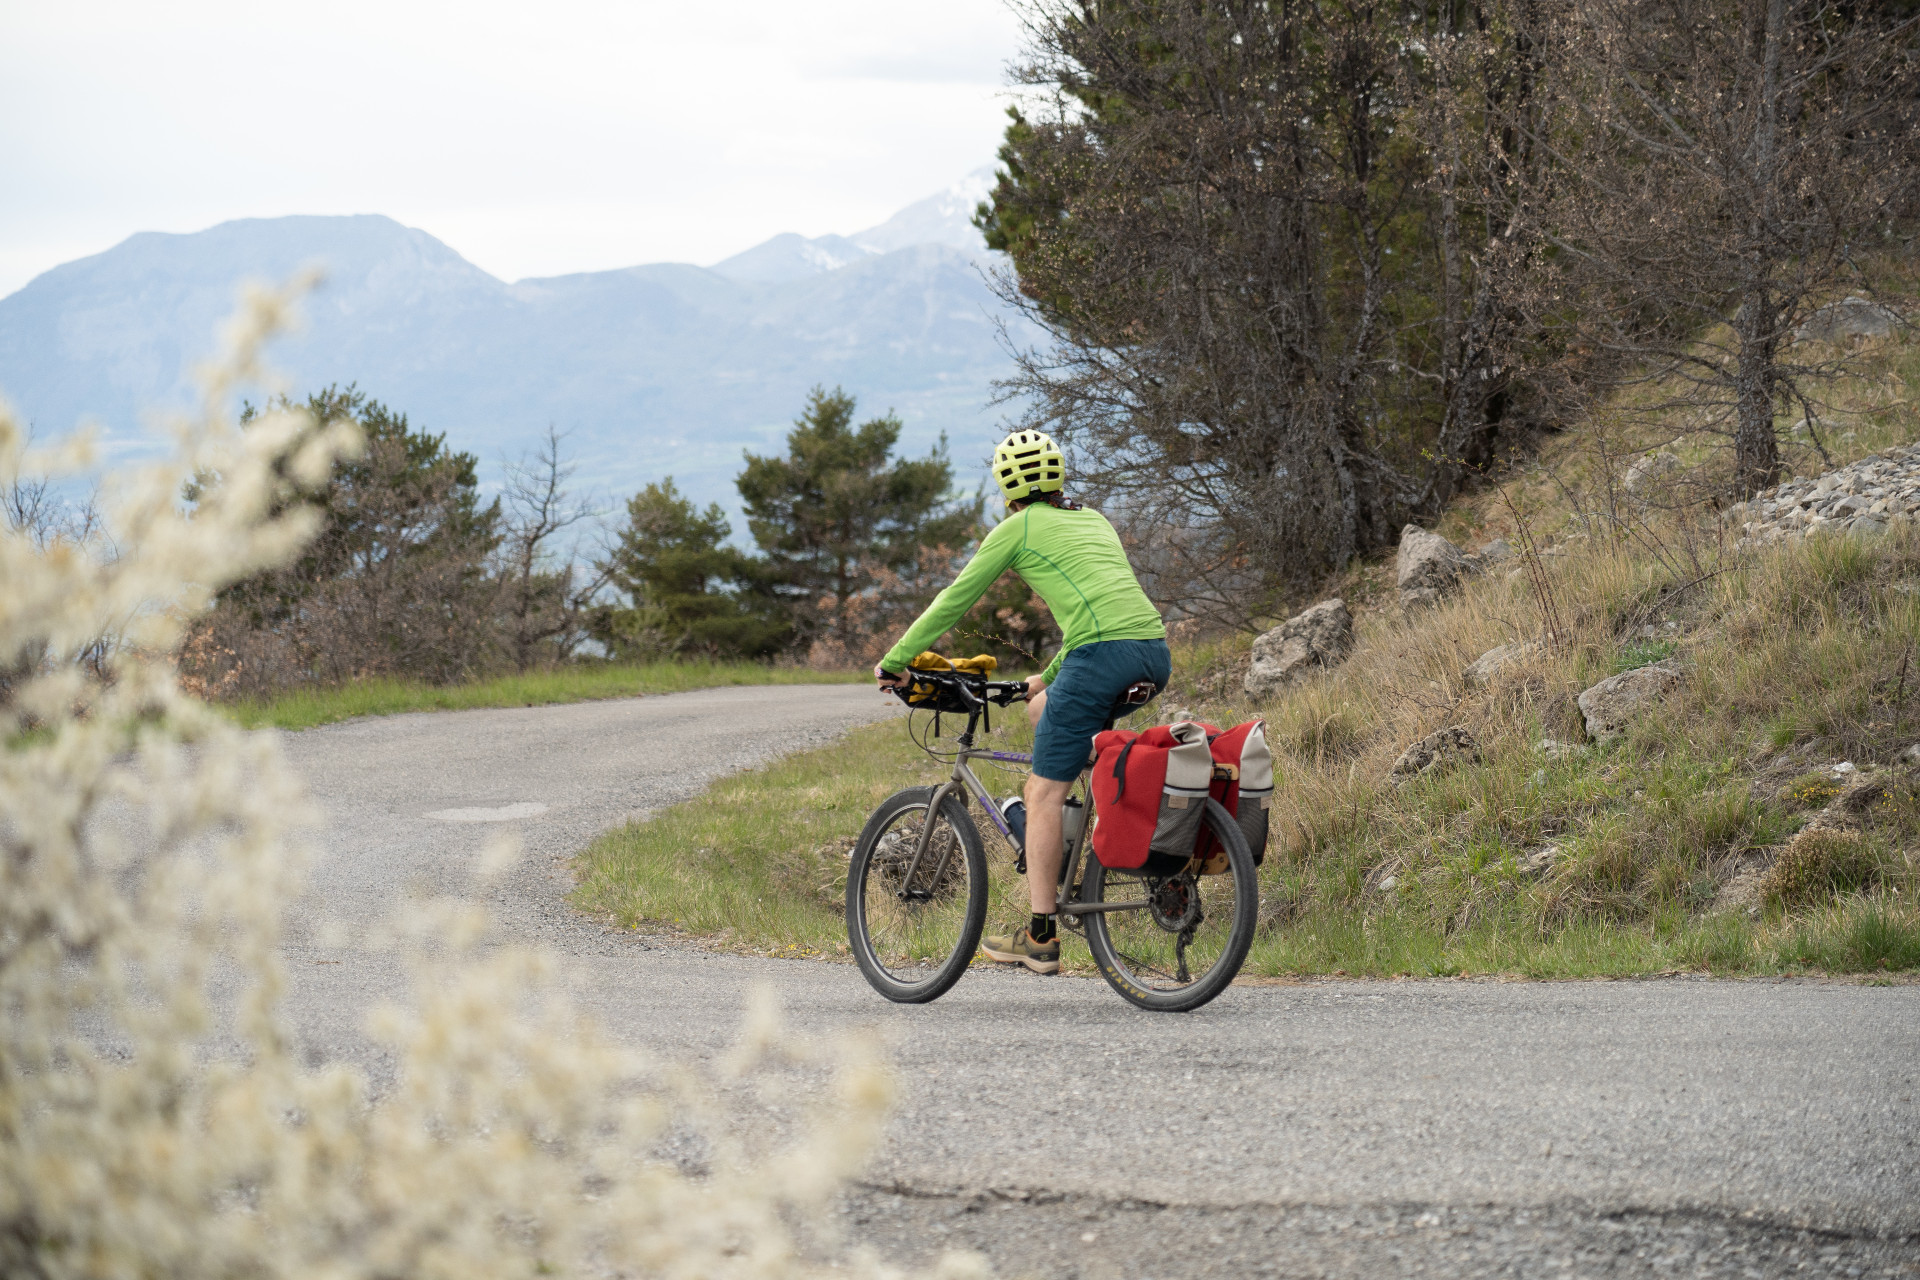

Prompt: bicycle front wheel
[
  {"left": 846, "top": 786, "right": 988, "bottom": 1004},
  {"left": 1080, "top": 799, "right": 1258, "bottom": 1012}
]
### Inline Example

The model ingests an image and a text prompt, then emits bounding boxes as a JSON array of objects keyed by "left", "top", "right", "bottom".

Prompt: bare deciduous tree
[
  {"left": 1509, "top": 0, "right": 1920, "bottom": 495},
  {"left": 496, "top": 426, "right": 607, "bottom": 671},
  {"left": 2, "top": 427, "right": 111, "bottom": 706}
]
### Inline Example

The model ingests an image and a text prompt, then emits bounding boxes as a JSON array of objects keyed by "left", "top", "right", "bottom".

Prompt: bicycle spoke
[
  {"left": 859, "top": 806, "right": 975, "bottom": 981},
  {"left": 1091, "top": 866, "right": 1244, "bottom": 995}
]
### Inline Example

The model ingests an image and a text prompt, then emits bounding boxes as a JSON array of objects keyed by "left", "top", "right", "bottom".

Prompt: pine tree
[
  {"left": 599, "top": 480, "right": 787, "bottom": 658},
  {"left": 737, "top": 387, "right": 979, "bottom": 653},
  {"left": 208, "top": 385, "right": 502, "bottom": 686}
]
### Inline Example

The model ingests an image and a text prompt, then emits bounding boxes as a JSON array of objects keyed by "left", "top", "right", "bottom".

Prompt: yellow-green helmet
[{"left": 992, "top": 430, "right": 1065, "bottom": 503}]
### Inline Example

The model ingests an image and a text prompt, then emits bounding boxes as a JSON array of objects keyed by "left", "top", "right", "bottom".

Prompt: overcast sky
[{"left": 0, "top": 0, "right": 1027, "bottom": 298}]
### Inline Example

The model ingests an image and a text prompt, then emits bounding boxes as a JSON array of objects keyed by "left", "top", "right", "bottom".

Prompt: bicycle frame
[{"left": 897, "top": 706, "right": 1150, "bottom": 920}]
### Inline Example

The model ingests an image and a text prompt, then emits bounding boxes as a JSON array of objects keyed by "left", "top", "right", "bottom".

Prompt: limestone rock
[
  {"left": 1794, "top": 296, "right": 1901, "bottom": 345},
  {"left": 1523, "top": 844, "right": 1562, "bottom": 875},
  {"left": 1244, "top": 599, "right": 1354, "bottom": 698},
  {"left": 1390, "top": 725, "right": 1480, "bottom": 783},
  {"left": 1462, "top": 640, "right": 1539, "bottom": 690},
  {"left": 1396, "top": 525, "right": 1473, "bottom": 609},
  {"left": 1577, "top": 661, "right": 1682, "bottom": 742},
  {"left": 1473, "top": 537, "right": 1513, "bottom": 567},
  {"left": 1623, "top": 451, "right": 1681, "bottom": 499},
  {"left": 1725, "top": 444, "right": 1920, "bottom": 548}
]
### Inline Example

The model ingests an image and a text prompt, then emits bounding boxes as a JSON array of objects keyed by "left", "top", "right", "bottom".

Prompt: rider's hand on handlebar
[
  {"left": 1024, "top": 673, "right": 1047, "bottom": 701},
  {"left": 874, "top": 664, "right": 907, "bottom": 691}
]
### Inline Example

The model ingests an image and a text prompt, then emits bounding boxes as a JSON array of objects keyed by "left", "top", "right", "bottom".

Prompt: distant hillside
[{"left": 0, "top": 170, "right": 1034, "bottom": 511}]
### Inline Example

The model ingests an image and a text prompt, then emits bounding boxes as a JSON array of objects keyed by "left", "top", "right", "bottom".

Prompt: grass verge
[{"left": 226, "top": 662, "right": 863, "bottom": 731}]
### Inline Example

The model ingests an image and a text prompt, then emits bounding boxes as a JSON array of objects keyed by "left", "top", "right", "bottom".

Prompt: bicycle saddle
[{"left": 1099, "top": 681, "right": 1159, "bottom": 732}]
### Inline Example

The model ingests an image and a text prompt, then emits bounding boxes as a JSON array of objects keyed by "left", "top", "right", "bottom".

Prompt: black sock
[{"left": 1029, "top": 912, "right": 1057, "bottom": 945}]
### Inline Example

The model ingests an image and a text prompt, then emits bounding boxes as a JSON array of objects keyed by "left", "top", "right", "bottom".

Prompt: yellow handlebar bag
[{"left": 904, "top": 652, "right": 998, "bottom": 707}]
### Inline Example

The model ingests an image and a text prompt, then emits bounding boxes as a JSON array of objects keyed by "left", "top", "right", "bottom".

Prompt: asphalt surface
[{"left": 276, "top": 685, "right": 1920, "bottom": 1278}]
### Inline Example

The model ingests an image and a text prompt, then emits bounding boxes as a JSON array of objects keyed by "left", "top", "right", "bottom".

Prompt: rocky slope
[{"left": 1726, "top": 442, "right": 1920, "bottom": 546}]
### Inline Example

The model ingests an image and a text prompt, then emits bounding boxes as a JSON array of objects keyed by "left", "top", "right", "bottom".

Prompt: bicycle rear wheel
[
  {"left": 1079, "top": 799, "right": 1257, "bottom": 1012},
  {"left": 846, "top": 786, "right": 988, "bottom": 1003}
]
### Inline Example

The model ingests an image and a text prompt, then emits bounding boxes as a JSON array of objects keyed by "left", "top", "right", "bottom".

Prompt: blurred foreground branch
[{"left": 0, "top": 285, "right": 977, "bottom": 1280}]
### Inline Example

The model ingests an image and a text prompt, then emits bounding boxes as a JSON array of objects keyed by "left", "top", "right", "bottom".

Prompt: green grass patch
[
  {"left": 225, "top": 662, "right": 863, "bottom": 731},
  {"left": 573, "top": 717, "right": 997, "bottom": 956},
  {"left": 1612, "top": 638, "right": 1677, "bottom": 673}
]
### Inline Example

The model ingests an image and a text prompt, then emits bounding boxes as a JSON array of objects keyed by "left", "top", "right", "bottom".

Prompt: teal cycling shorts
[{"left": 1031, "top": 638, "right": 1173, "bottom": 781}]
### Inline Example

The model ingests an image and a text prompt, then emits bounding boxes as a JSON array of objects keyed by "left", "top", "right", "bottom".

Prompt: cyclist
[{"left": 874, "top": 430, "right": 1169, "bottom": 974}]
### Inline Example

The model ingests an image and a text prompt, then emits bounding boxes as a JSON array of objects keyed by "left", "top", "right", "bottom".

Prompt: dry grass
[{"left": 1197, "top": 286, "right": 1920, "bottom": 975}]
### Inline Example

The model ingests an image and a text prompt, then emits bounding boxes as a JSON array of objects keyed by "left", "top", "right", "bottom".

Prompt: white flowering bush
[{"left": 0, "top": 287, "right": 972, "bottom": 1280}]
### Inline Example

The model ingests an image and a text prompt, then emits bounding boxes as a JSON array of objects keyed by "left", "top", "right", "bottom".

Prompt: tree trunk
[
  {"left": 1734, "top": 292, "right": 1782, "bottom": 495},
  {"left": 1733, "top": 0, "right": 1788, "bottom": 497}
]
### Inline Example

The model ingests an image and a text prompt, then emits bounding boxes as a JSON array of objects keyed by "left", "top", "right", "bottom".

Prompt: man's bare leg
[
  {"left": 1025, "top": 680, "right": 1048, "bottom": 727},
  {"left": 1021, "top": 773, "right": 1073, "bottom": 913}
]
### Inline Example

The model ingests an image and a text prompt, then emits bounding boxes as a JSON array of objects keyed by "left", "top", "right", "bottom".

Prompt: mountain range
[{"left": 0, "top": 169, "right": 1037, "bottom": 514}]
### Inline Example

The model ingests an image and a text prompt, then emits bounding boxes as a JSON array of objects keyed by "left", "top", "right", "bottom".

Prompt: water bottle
[
  {"left": 1060, "top": 795, "right": 1086, "bottom": 853},
  {"left": 998, "top": 797, "right": 1028, "bottom": 854}
]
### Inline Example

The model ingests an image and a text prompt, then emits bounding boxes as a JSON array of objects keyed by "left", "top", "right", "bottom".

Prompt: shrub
[
  {"left": 0, "top": 286, "right": 973, "bottom": 1280},
  {"left": 1756, "top": 829, "right": 1882, "bottom": 907},
  {"left": 1782, "top": 773, "right": 1844, "bottom": 809}
]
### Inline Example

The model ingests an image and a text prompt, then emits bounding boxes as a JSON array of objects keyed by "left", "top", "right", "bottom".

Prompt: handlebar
[{"left": 887, "top": 667, "right": 1029, "bottom": 707}]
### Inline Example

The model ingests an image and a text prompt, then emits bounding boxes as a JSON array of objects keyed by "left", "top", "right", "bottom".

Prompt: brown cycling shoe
[{"left": 980, "top": 927, "right": 1060, "bottom": 974}]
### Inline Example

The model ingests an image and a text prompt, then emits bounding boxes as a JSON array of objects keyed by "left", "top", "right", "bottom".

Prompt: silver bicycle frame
[{"left": 898, "top": 745, "right": 1149, "bottom": 919}]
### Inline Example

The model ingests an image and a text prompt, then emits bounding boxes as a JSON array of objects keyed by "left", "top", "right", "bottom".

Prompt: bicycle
[{"left": 844, "top": 666, "right": 1259, "bottom": 1012}]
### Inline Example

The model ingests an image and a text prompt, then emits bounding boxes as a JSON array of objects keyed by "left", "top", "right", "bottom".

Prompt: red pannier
[
  {"left": 1089, "top": 720, "right": 1273, "bottom": 874},
  {"left": 1088, "top": 722, "right": 1214, "bottom": 870},
  {"left": 1193, "top": 720, "right": 1274, "bottom": 872}
]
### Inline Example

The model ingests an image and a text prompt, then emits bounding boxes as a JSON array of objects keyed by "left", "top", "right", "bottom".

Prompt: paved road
[{"left": 277, "top": 686, "right": 1920, "bottom": 1278}]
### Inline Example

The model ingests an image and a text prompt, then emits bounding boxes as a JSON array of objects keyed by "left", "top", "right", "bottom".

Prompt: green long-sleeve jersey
[{"left": 881, "top": 501, "right": 1165, "bottom": 684}]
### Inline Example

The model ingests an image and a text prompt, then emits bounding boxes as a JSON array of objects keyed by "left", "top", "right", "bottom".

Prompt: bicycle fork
[
  {"left": 895, "top": 758, "right": 1142, "bottom": 921},
  {"left": 895, "top": 771, "right": 970, "bottom": 901}
]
